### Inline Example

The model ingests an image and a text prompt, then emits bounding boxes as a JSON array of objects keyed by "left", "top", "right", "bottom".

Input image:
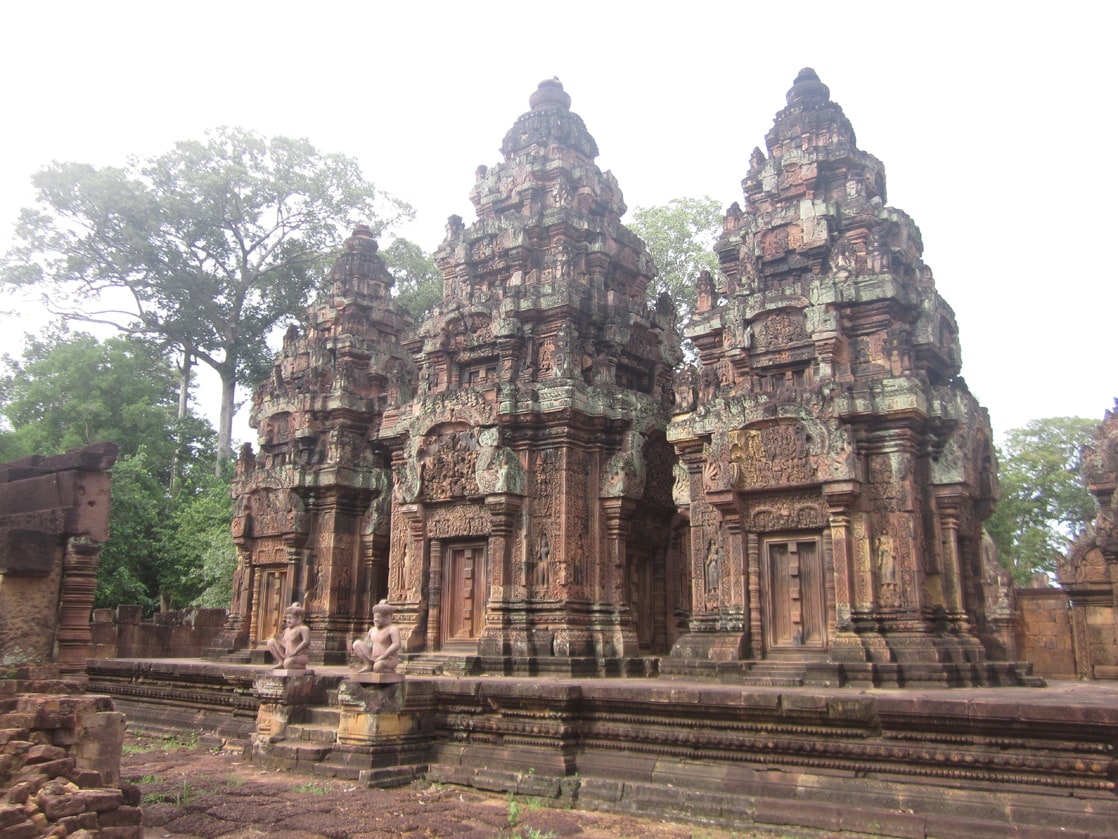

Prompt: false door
[
  {"left": 764, "top": 535, "right": 826, "bottom": 650},
  {"left": 441, "top": 542, "right": 487, "bottom": 645}
]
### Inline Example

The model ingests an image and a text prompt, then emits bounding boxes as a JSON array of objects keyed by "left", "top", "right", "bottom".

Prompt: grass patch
[
  {"left": 139, "top": 779, "right": 197, "bottom": 807},
  {"left": 293, "top": 782, "right": 330, "bottom": 795},
  {"left": 123, "top": 732, "right": 199, "bottom": 754}
]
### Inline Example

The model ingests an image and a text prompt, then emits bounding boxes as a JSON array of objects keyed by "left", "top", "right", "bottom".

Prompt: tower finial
[
  {"left": 786, "top": 67, "right": 830, "bottom": 106},
  {"left": 529, "top": 77, "right": 571, "bottom": 110}
]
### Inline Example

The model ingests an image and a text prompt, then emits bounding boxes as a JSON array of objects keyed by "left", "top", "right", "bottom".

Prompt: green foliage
[
  {"left": 986, "top": 416, "right": 1099, "bottom": 584},
  {"left": 169, "top": 462, "right": 236, "bottom": 609},
  {"left": 97, "top": 451, "right": 169, "bottom": 611},
  {"left": 98, "top": 452, "right": 236, "bottom": 612},
  {"left": 3, "top": 127, "right": 413, "bottom": 467},
  {"left": 382, "top": 237, "right": 442, "bottom": 321},
  {"left": 0, "top": 329, "right": 234, "bottom": 610},
  {"left": 0, "top": 329, "right": 181, "bottom": 476},
  {"left": 628, "top": 196, "right": 723, "bottom": 326}
]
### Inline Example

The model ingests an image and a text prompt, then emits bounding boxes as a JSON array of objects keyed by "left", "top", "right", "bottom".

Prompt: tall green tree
[
  {"left": 986, "top": 416, "right": 1099, "bottom": 584},
  {"left": 2, "top": 127, "right": 413, "bottom": 471},
  {"left": 382, "top": 237, "right": 442, "bottom": 321},
  {"left": 628, "top": 196, "right": 724, "bottom": 327}
]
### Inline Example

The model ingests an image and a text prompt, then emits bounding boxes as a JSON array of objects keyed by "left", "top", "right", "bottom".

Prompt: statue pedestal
[
  {"left": 351, "top": 671, "right": 404, "bottom": 685},
  {"left": 336, "top": 675, "right": 415, "bottom": 746},
  {"left": 252, "top": 671, "right": 318, "bottom": 745},
  {"left": 267, "top": 668, "right": 315, "bottom": 678}
]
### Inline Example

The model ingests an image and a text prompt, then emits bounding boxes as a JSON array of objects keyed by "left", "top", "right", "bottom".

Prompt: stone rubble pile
[{"left": 0, "top": 667, "right": 140, "bottom": 839}]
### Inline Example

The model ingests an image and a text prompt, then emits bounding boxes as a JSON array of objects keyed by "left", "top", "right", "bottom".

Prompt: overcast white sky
[{"left": 1, "top": 1, "right": 1114, "bottom": 446}]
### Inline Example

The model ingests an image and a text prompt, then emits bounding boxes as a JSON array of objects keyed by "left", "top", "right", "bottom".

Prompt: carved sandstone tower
[
  {"left": 378, "top": 79, "right": 683, "bottom": 671},
  {"left": 666, "top": 69, "right": 1021, "bottom": 685},
  {"left": 220, "top": 227, "right": 414, "bottom": 663}
]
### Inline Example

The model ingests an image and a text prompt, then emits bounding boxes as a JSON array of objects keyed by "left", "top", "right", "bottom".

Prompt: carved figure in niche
[
  {"left": 351, "top": 600, "right": 402, "bottom": 673},
  {"left": 553, "top": 326, "right": 573, "bottom": 378},
  {"left": 538, "top": 340, "right": 554, "bottom": 377},
  {"left": 699, "top": 363, "right": 719, "bottom": 403},
  {"left": 705, "top": 539, "right": 722, "bottom": 594},
  {"left": 572, "top": 531, "right": 586, "bottom": 586},
  {"left": 874, "top": 534, "right": 897, "bottom": 586},
  {"left": 267, "top": 603, "right": 310, "bottom": 670},
  {"left": 532, "top": 532, "right": 550, "bottom": 587},
  {"left": 674, "top": 365, "right": 698, "bottom": 413}
]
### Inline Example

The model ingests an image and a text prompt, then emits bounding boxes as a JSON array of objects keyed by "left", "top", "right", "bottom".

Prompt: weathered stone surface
[{"left": 0, "top": 442, "right": 117, "bottom": 674}]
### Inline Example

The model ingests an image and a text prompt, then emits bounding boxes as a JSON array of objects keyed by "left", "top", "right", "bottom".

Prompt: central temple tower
[{"left": 378, "top": 79, "right": 682, "bottom": 670}]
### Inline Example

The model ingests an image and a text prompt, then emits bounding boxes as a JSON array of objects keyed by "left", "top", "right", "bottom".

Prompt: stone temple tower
[
  {"left": 218, "top": 226, "right": 414, "bottom": 663},
  {"left": 665, "top": 69, "right": 1021, "bottom": 685},
  {"left": 378, "top": 79, "right": 683, "bottom": 671}
]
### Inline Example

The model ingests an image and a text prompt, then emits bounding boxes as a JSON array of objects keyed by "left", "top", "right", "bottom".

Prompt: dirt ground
[{"left": 123, "top": 733, "right": 794, "bottom": 839}]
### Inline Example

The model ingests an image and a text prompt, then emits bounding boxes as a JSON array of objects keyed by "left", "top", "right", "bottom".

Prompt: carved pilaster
[
  {"left": 823, "top": 481, "right": 860, "bottom": 631},
  {"left": 708, "top": 489, "right": 747, "bottom": 636},
  {"left": 746, "top": 533, "right": 762, "bottom": 659},
  {"left": 426, "top": 540, "right": 444, "bottom": 652},
  {"left": 56, "top": 538, "right": 101, "bottom": 677},
  {"left": 602, "top": 497, "right": 639, "bottom": 657},
  {"left": 484, "top": 494, "right": 522, "bottom": 603},
  {"left": 933, "top": 486, "right": 967, "bottom": 620}
]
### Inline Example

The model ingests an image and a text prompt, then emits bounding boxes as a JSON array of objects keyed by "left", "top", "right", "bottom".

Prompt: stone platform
[{"left": 87, "top": 658, "right": 1118, "bottom": 837}]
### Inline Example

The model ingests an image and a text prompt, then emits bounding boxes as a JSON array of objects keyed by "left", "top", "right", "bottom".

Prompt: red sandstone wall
[
  {"left": 1013, "top": 588, "right": 1076, "bottom": 679},
  {"left": 90, "top": 607, "right": 228, "bottom": 660}
]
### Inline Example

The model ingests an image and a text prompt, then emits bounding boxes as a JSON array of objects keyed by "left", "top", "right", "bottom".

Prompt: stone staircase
[{"left": 728, "top": 660, "right": 810, "bottom": 687}]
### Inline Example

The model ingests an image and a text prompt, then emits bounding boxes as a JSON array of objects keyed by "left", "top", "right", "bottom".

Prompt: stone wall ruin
[{"left": 0, "top": 443, "right": 117, "bottom": 677}]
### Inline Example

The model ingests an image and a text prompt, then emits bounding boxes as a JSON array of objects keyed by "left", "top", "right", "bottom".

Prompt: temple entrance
[
  {"left": 763, "top": 535, "right": 826, "bottom": 651},
  {"left": 441, "top": 542, "right": 488, "bottom": 646},
  {"left": 253, "top": 567, "right": 287, "bottom": 645}
]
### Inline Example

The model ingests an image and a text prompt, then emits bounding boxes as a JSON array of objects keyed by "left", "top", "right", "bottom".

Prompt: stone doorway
[
  {"left": 763, "top": 535, "right": 826, "bottom": 651},
  {"left": 254, "top": 567, "right": 288, "bottom": 644},
  {"left": 441, "top": 542, "right": 488, "bottom": 646}
]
